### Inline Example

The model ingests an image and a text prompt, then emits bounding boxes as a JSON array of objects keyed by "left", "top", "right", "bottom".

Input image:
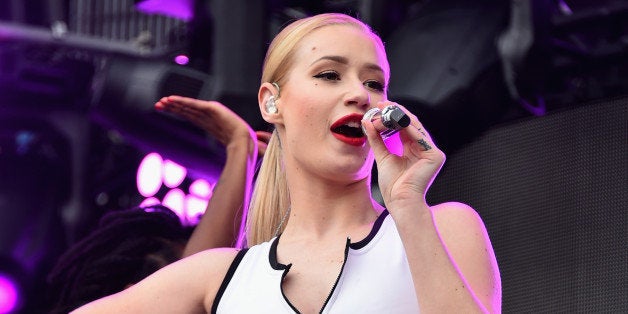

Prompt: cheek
[
  {"left": 284, "top": 105, "right": 318, "bottom": 138},
  {"left": 295, "top": 108, "right": 321, "bottom": 138},
  {"left": 284, "top": 90, "right": 329, "bottom": 135},
  {"left": 297, "top": 97, "right": 323, "bottom": 127}
]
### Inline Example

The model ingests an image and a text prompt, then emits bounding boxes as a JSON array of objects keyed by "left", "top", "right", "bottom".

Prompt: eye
[
  {"left": 364, "top": 80, "right": 385, "bottom": 92},
  {"left": 314, "top": 71, "right": 340, "bottom": 81}
]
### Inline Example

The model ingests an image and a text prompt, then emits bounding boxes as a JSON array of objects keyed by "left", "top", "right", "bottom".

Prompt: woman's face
[{"left": 277, "top": 24, "right": 389, "bottom": 183}]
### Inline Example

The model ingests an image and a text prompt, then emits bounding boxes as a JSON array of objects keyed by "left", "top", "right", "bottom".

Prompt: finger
[
  {"left": 155, "top": 96, "right": 214, "bottom": 123},
  {"left": 400, "top": 121, "right": 434, "bottom": 152},
  {"left": 414, "top": 121, "right": 436, "bottom": 151},
  {"left": 154, "top": 97, "right": 170, "bottom": 111},
  {"left": 388, "top": 104, "right": 437, "bottom": 152},
  {"left": 361, "top": 117, "right": 390, "bottom": 159},
  {"left": 156, "top": 96, "right": 204, "bottom": 111},
  {"left": 168, "top": 96, "right": 224, "bottom": 113},
  {"left": 155, "top": 96, "right": 188, "bottom": 113}
]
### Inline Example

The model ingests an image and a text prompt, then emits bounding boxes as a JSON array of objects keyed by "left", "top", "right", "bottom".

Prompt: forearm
[
  {"left": 392, "top": 205, "right": 489, "bottom": 314},
  {"left": 182, "top": 137, "right": 257, "bottom": 256}
]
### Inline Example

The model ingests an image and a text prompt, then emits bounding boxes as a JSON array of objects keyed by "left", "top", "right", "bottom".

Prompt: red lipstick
[{"left": 330, "top": 114, "right": 367, "bottom": 146}]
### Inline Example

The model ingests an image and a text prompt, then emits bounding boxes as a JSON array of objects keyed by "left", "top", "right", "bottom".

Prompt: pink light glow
[
  {"left": 174, "top": 55, "right": 190, "bottom": 65},
  {"left": 162, "top": 188, "right": 185, "bottom": 221},
  {"left": 137, "top": 153, "right": 163, "bottom": 197},
  {"left": 189, "top": 179, "right": 213, "bottom": 198},
  {"left": 135, "top": 0, "right": 194, "bottom": 22},
  {"left": 163, "top": 159, "right": 187, "bottom": 188},
  {"left": 384, "top": 132, "right": 403, "bottom": 156},
  {"left": 0, "top": 274, "right": 19, "bottom": 314},
  {"left": 140, "top": 197, "right": 161, "bottom": 209},
  {"left": 135, "top": 152, "right": 221, "bottom": 226},
  {"left": 186, "top": 194, "right": 209, "bottom": 225}
]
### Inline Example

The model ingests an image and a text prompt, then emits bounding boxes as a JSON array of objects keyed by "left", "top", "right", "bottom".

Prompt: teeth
[{"left": 344, "top": 121, "right": 360, "bottom": 128}]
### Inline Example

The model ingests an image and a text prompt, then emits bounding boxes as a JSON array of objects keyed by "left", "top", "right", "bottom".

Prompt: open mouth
[
  {"left": 331, "top": 122, "right": 364, "bottom": 138},
  {"left": 330, "top": 114, "right": 367, "bottom": 146}
]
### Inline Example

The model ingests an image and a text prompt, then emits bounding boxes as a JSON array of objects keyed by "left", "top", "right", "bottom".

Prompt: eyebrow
[{"left": 310, "top": 55, "right": 385, "bottom": 74}]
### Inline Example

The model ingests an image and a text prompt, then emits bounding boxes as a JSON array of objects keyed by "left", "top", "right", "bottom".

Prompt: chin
[{"left": 327, "top": 158, "right": 372, "bottom": 180}]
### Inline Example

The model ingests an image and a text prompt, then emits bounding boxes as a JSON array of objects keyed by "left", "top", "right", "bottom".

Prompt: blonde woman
[{"left": 74, "top": 13, "right": 501, "bottom": 313}]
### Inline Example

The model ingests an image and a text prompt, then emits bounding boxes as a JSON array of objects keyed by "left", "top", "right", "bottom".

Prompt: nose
[{"left": 344, "top": 80, "right": 370, "bottom": 110}]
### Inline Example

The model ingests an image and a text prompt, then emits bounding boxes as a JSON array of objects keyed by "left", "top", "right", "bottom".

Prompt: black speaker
[{"left": 427, "top": 96, "right": 627, "bottom": 312}]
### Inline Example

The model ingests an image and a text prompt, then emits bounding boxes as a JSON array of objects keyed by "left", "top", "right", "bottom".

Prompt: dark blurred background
[{"left": 0, "top": 0, "right": 626, "bottom": 312}]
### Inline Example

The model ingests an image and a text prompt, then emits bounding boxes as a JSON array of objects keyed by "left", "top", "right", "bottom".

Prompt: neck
[{"left": 281, "top": 169, "right": 383, "bottom": 241}]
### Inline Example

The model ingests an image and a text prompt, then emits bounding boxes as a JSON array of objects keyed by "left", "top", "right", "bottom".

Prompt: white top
[{"left": 212, "top": 211, "right": 420, "bottom": 313}]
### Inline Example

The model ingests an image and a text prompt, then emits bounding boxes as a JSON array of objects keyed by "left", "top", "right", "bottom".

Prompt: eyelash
[
  {"left": 365, "top": 80, "right": 385, "bottom": 92},
  {"left": 314, "top": 71, "right": 340, "bottom": 81},
  {"left": 313, "top": 71, "right": 385, "bottom": 92}
]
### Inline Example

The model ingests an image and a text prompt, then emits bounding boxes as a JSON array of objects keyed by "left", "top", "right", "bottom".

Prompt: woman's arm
[
  {"left": 432, "top": 202, "right": 502, "bottom": 312},
  {"left": 184, "top": 135, "right": 256, "bottom": 253},
  {"left": 155, "top": 96, "right": 267, "bottom": 253},
  {"left": 363, "top": 101, "right": 501, "bottom": 313},
  {"left": 392, "top": 201, "right": 501, "bottom": 313},
  {"left": 71, "top": 248, "right": 239, "bottom": 313}
]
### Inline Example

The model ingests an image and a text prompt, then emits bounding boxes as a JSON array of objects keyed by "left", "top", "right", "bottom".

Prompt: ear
[{"left": 258, "top": 82, "right": 283, "bottom": 124}]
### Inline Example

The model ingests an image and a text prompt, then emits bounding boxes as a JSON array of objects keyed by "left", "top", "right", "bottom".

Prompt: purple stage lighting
[
  {"left": 137, "top": 152, "right": 164, "bottom": 197},
  {"left": 174, "top": 55, "right": 190, "bottom": 65},
  {"left": 140, "top": 197, "right": 161, "bottom": 209},
  {"left": 185, "top": 194, "right": 208, "bottom": 225},
  {"left": 162, "top": 188, "right": 186, "bottom": 220},
  {"left": 189, "top": 179, "right": 212, "bottom": 199},
  {"left": 135, "top": 0, "right": 194, "bottom": 22},
  {"left": 0, "top": 274, "right": 19, "bottom": 314},
  {"left": 136, "top": 152, "right": 214, "bottom": 226},
  {"left": 163, "top": 160, "right": 187, "bottom": 188}
]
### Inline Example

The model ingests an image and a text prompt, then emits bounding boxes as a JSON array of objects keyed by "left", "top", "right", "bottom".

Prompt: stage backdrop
[{"left": 427, "top": 96, "right": 627, "bottom": 312}]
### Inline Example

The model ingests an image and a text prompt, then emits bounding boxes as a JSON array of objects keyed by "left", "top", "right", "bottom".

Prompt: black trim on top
[
  {"left": 211, "top": 248, "right": 249, "bottom": 314},
  {"left": 267, "top": 210, "right": 389, "bottom": 313},
  {"left": 280, "top": 264, "right": 299, "bottom": 313},
  {"left": 269, "top": 235, "right": 291, "bottom": 270},
  {"left": 269, "top": 235, "right": 299, "bottom": 313},
  {"left": 349, "top": 209, "right": 389, "bottom": 250}
]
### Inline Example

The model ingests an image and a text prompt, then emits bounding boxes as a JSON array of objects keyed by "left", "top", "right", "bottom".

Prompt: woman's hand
[
  {"left": 155, "top": 96, "right": 257, "bottom": 153},
  {"left": 362, "top": 101, "right": 446, "bottom": 211}
]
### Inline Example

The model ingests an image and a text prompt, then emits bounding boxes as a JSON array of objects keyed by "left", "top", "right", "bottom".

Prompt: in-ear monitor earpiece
[{"left": 266, "top": 95, "right": 278, "bottom": 114}]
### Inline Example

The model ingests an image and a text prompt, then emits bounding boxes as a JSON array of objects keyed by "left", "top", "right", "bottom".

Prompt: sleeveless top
[{"left": 212, "top": 210, "right": 420, "bottom": 313}]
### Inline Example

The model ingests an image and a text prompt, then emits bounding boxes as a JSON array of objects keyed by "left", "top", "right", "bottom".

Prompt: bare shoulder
[
  {"left": 72, "top": 247, "right": 242, "bottom": 313},
  {"left": 185, "top": 248, "right": 242, "bottom": 310},
  {"left": 161, "top": 247, "right": 240, "bottom": 283},
  {"left": 431, "top": 202, "right": 485, "bottom": 231},
  {"left": 189, "top": 247, "right": 241, "bottom": 267},
  {"left": 430, "top": 201, "right": 492, "bottom": 260},
  {"left": 431, "top": 202, "right": 502, "bottom": 313}
]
